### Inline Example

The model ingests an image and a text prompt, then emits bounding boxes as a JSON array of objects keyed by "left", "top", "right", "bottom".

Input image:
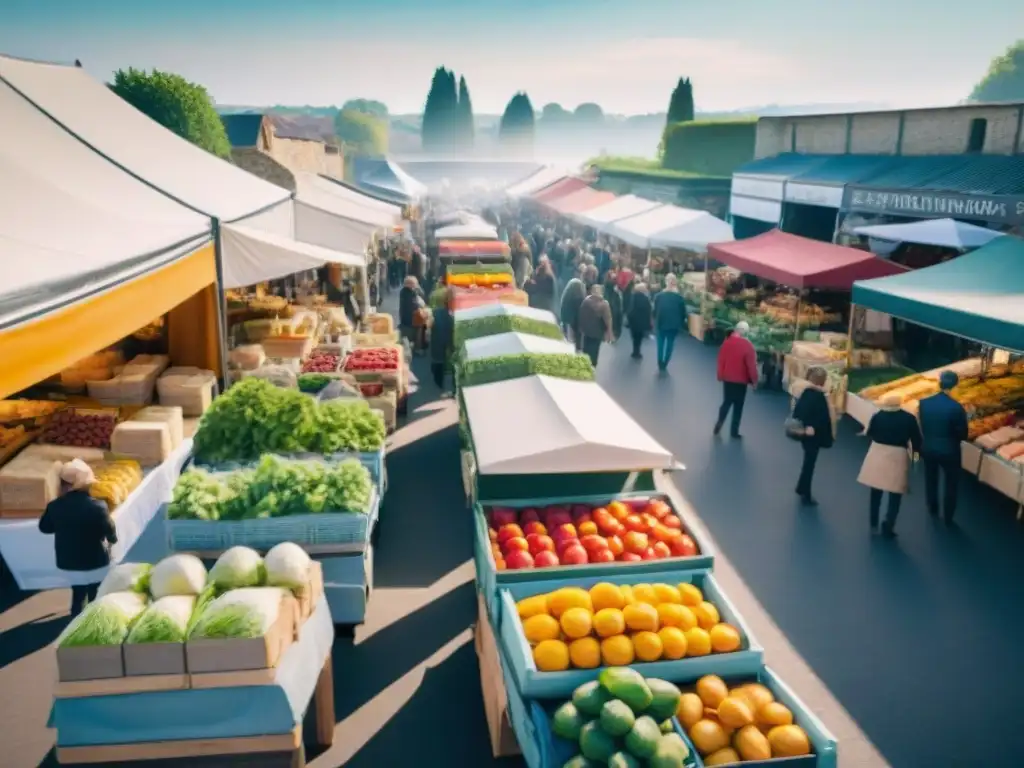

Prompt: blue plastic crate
[
  {"left": 318, "top": 545, "right": 373, "bottom": 625},
  {"left": 497, "top": 568, "right": 763, "bottom": 700},
  {"left": 165, "top": 489, "right": 379, "bottom": 554},
  {"left": 188, "top": 448, "right": 387, "bottom": 496},
  {"left": 474, "top": 493, "right": 715, "bottom": 623}
]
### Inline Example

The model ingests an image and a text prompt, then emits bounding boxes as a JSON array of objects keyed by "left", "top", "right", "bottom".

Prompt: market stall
[
  {"left": 505, "top": 167, "right": 569, "bottom": 198},
  {"left": 606, "top": 205, "right": 734, "bottom": 253},
  {"left": 436, "top": 221, "right": 500, "bottom": 240},
  {"left": 847, "top": 236, "right": 1024, "bottom": 509},
  {"left": 569, "top": 193, "right": 663, "bottom": 229},
  {"left": 463, "top": 332, "right": 577, "bottom": 362},
  {"left": 852, "top": 217, "right": 1005, "bottom": 250},
  {"left": 542, "top": 187, "right": 617, "bottom": 217}
]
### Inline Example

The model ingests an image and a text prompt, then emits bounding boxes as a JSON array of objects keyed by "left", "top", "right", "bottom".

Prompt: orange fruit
[
  {"left": 547, "top": 587, "right": 592, "bottom": 618},
  {"left": 577, "top": 521, "right": 598, "bottom": 536},
  {"left": 559, "top": 607, "right": 593, "bottom": 639},
  {"left": 676, "top": 692, "right": 704, "bottom": 728},
  {"left": 592, "top": 607, "right": 626, "bottom": 638},
  {"left": 631, "top": 630, "right": 663, "bottom": 662},
  {"left": 735, "top": 683, "right": 774, "bottom": 713},
  {"left": 685, "top": 627, "right": 712, "bottom": 657},
  {"left": 677, "top": 583, "right": 703, "bottom": 606},
  {"left": 757, "top": 701, "right": 794, "bottom": 729},
  {"left": 657, "top": 626, "right": 687, "bottom": 659},
  {"left": 767, "top": 725, "right": 811, "bottom": 757},
  {"left": 652, "top": 583, "right": 681, "bottom": 604},
  {"left": 693, "top": 601, "right": 720, "bottom": 630},
  {"left": 532, "top": 639, "right": 570, "bottom": 671},
  {"left": 600, "top": 634, "right": 635, "bottom": 666},
  {"left": 689, "top": 720, "right": 730, "bottom": 755},
  {"left": 717, "top": 696, "right": 754, "bottom": 729},
  {"left": 619, "top": 585, "right": 636, "bottom": 605},
  {"left": 709, "top": 623, "right": 742, "bottom": 653},
  {"left": 696, "top": 675, "right": 729, "bottom": 708},
  {"left": 568, "top": 637, "right": 601, "bottom": 669},
  {"left": 632, "top": 584, "right": 658, "bottom": 605},
  {"left": 608, "top": 501, "right": 630, "bottom": 520},
  {"left": 606, "top": 534, "right": 624, "bottom": 557},
  {"left": 704, "top": 747, "right": 741, "bottom": 765},
  {"left": 516, "top": 595, "right": 550, "bottom": 620},
  {"left": 589, "top": 582, "right": 625, "bottom": 611},
  {"left": 623, "top": 602, "right": 659, "bottom": 632},
  {"left": 522, "top": 614, "right": 561, "bottom": 644}
]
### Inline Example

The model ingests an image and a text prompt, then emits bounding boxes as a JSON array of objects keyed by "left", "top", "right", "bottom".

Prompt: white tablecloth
[{"left": 0, "top": 439, "right": 193, "bottom": 590}]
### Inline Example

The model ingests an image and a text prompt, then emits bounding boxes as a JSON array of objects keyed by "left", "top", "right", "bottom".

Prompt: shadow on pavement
[{"left": 0, "top": 614, "right": 68, "bottom": 671}]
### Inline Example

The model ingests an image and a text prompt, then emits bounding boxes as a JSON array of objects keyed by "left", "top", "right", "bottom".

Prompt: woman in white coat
[{"left": 857, "top": 393, "right": 923, "bottom": 538}]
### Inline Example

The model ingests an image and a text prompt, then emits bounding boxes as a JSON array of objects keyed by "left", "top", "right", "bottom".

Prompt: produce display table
[
  {"left": 50, "top": 595, "right": 336, "bottom": 766},
  {"left": 0, "top": 439, "right": 193, "bottom": 590}
]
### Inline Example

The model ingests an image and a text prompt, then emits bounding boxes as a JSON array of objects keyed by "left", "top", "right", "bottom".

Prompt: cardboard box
[
  {"left": 123, "top": 641, "right": 187, "bottom": 676},
  {"left": 295, "top": 562, "right": 325, "bottom": 624},
  {"left": 475, "top": 594, "right": 521, "bottom": 759},
  {"left": 56, "top": 644, "right": 124, "bottom": 682},
  {"left": 186, "top": 592, "right": 298, "bottom": 674}
]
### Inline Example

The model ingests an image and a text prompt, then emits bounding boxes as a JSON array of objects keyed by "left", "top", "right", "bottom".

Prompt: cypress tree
[
  {"left": 666, "top": 77, "right": 695, "bottom": 124},
  {"left": 457, "top": 75, "right": 475, "bottom": 149},
  {"left": 421, "top": 66, "right": 448, "bottom": 151},
  {"left": 499, "top": 92, "right": 535, "bottom": 152}
]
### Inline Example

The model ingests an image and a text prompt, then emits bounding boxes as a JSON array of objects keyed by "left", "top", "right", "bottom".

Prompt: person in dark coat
[
  {"left": 38, "top": 460, "right": 117, "bottom": 616},
  {"left": 604, "top": 272, "right": 623, "bottom": 341},
  {"left": 559, "top": 272, "right": 587, "bottom": 351},
  {"left": 918, "top": 370, "right": 969, "bottom": 524},
  {"left": 626, "top": 283, "right": 653, "bottom": 359},
  {"left": 652, "top": 273, "right": 688, "bottom": 373},
  {"left": 576, "top": 284, "right": 614, "bottom": 366},
  {"left": 527, "top": 259, "right": 557, "bottom": 312},
  {"left": 429, "top": 290, "right": 455, "bottom": 394},
  {"left": 791, "top": 367, "right": 835, "bottom": 506},
  {"left": 398, "top": 276, "right": 426, "bottom": 350},
  {"left": 858, "top": 394, "right": 923, "bottom": 537}
]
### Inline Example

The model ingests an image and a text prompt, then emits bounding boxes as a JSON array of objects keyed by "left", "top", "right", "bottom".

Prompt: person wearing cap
[
  {"left": 38, "top": 459, "right": 117, "bottom": 616},
  {"left": 858, "top": 394, "right": 923, "bottom": 537},
  {"left": 715, "top": 320, "right": 759, "bottom": 437},
  {"left": 917, "top": 370, "right": 968, "bottom": 524}
]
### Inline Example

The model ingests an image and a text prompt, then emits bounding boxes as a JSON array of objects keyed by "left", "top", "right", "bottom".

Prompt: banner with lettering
[{"left": 842, "top": 187, "right": 1024, "bottom": 226}]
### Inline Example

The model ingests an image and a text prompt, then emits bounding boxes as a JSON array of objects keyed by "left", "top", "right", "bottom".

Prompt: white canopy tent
[
  {"left": 0, "top": 77, "right": 212, "bottom": 329},
  {"left": 462, "top": 332, "right": 576, "bottom": 362},
  {"left": 294, "top": 172, "right": 403, "bottom": 229},
  {"left": 605, "top": 205, "right": 733, "bottom": 251},
  {"left": 454, "top": 303, "right": 559, "bottom": 326},
  {"left": 316, "top": 176, "right": 406, "bottom": 216},
  {"left": 505, "top": 166, "right": 569, "bottom": 198},
  {"left": 220, "top": 225, "right": 364, "bottom": 290},
  {"left": 852, "top": 218, "right": 1005, "bottom": 249},
  {"left": 463, "top": 375, "right": 677, "bottom": 474},
  {"left": 436, "top": 221, "right": 500, "bottom": 240},
  {"left": 360, "top": 159, "right": 428, "bottom": 202},
  {"left": 572, "top": 195, "right": 662, "bottom": 227}
]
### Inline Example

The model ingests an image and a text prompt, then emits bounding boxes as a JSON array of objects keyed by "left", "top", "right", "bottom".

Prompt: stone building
[{"left": 220, "top": 113, "right": 343, "bottom": 192}]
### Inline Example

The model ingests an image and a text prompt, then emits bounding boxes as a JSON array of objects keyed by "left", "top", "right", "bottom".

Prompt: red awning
[
  {"left": 547, "top": 188, "right": 617, "bottom": 215},
  {"left": 707, "top": 230, "right": 908, "bottom": 290},
  {"left": 531, "top": 177, "right": 589, "bottom": 203}
]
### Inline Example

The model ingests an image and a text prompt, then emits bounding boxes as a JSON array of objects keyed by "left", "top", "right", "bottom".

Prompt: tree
[
  {"left": 456, "top": 75, "right": 475, "bottom": 149},
  {"left": 342, "top": 99, "right": 389, "bottom": 118},
  {"left": 970, "top": 40, "right": 1024, "bottom": 102},
  {"left": 110, "top": 68, "right": 231, "bottom": 159},
  {"left": 540, "top": 103, "right": 571, "bottom": 124},
  {"left": 499, "top": 92, "right": 536, "bottom": 152},
  {"left": 334, "top": 109, "right": 389, "bottom": 156},
  {"left": 574, "top": 103, "right": 605, "bottom": 125},
  {"left": 421, "top": 66, "right": 460, "bottom": 152},
  {"left": 666, "top": 77, "right": 695, "bottom": 124}
]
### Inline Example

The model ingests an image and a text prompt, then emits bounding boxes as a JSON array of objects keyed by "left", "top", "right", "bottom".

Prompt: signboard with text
[{"left": 843, "top": 187, "right": 1024, "bottom": 226}]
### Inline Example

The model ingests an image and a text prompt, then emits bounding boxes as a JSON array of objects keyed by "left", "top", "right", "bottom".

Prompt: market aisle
[{"left": 593, "top": 331, "right": 1024, "bottom": 768}]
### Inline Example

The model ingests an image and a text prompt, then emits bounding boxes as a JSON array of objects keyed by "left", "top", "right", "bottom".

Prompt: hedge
[
  {"left": 453, "top": 314, "right": 564, "bottom": 349},
  {"left": 661, "top": 118, "right": 756, "bottom": 177},
  {"left": 446, "top": 262, "right": 514, "bottom": 276},
  {"left": 459, "top": 352, "right": 594, "bottom": 388}
]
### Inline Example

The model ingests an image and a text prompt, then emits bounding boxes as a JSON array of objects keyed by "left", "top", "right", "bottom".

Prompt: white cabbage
[
  {"left": 149, "top": 554, "right": 207, "bottom": 599},
  {"left": 96, "top": 562, "right": 152, "bottom": 598},
  {"left": 264, "top": 542, "right": 311, "bottom": 591},
  {"left": 208, "top": 546, "right": 264, "bottom": 590}
]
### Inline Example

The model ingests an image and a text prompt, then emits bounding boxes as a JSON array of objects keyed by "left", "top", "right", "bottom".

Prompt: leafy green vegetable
[
  {"left": 125, "top": 595, "right": 196, "bottom": 644},
  {"left": 264, "top": 542, "right": 312, "bottom": 590},
  {"left": 458, "top": 353, "right": 594, "bottom": 388},
  {"left": 209, "top": 547, "right": 264, "bottom": 590},
  {"left": 168, "top": 455, "right": 374, "bottom": 521},
  {"left": 189, "top": 587, "right": 287, "bottom": 639},
  {"left": 96, "top": 562, "right": 152, "bottom": 599},
  {"left": 446, "top": 263, "right": 514, "bottom": 276},
  {"left": 313, "top": 400, "right": 386, "bottom": 453},
  {"left": 57, "top": 592, "right": 149, "bottom": 647},
  {"left": 453, "top": 315, "right": 563, "bottom": 349},
  {"left": 298, "top": 373, "right": 334, "bottom": 393},
  {"left": 148, "top": 554, "right": 208, "bottom": 598}
]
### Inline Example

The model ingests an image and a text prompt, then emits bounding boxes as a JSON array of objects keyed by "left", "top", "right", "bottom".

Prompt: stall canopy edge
[{"left": 220, "top": 224, "right": 365, "bottom": 290}]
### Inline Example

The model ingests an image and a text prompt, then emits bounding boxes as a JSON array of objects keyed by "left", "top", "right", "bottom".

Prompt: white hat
[
  {"left": 735, "top": 321, "right": 751, "bottom": 336},
  {"left": 60, "top": 459, "right": 95, "bottom": 490}
]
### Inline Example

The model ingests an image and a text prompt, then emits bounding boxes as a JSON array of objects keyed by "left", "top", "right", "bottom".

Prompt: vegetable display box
[
  {"left": 317, "top": 544, "right": 374, "bottom": 627},
  {"left": 188, "top": 448, "right": 387, "bottom": 496},
  {"left": 497, "top": 569, "right": 763, "bottom": 700},
  {"left": 474, "top": 494, "right": 714, "bottom": 622},
  {"left": 165, "top": 488, "right": 379, "bottom": 556}
]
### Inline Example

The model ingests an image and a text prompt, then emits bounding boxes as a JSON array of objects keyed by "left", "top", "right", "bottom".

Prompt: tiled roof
[
  {"left": 916, "top": 154, "right": 1024, "bottom": 195},
  {"left": 853, "top": 155, "right": 972, "bottom": 188},
  {"left": 269, "top": 114, "right": 335, "bottom": 142},
  {"left": 790, "top": 154, "right": 900, "bottom": 184},
  {"left": 220, "top": 113, "right": 265, "bottom": 148}
]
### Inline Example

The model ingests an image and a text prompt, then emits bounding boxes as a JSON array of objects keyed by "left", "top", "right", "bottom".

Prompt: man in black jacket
[
  {"left": 918, "top": 370, "right": 969, "bottom": 524},
  {"left": 39, "top": 460, "right": 117, "bottom": 615}
]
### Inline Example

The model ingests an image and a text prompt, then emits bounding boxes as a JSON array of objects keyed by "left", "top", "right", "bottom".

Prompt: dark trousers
[
  {"left": 716, "top": 382, "right": 747, "bottom": 435},
  {"left": 582, "top": 336, "right": 602, "bottom": 367},
  {"left": 656, "top": 330, "right": 678, "bottom": 369},
  {"left": 430, "top": 362, "right": 447, "bottom": 390},
  {"left": 70, "top": 582, "right": 99, "bottom": 617},
  {"left": 572, "top": 322, "right": 583, "bottom": 352},
  {"left": 869, "top": 489, "right": 903, "bottom": 529},
  {"left": 924, "top": 454, "right": 960, "bottom": 520},
  {"left": 796, "top": 444, "right": 819, "bottom": 498},
  {"left": 630, "top": 329, "right": 645, "bottom": 357}
]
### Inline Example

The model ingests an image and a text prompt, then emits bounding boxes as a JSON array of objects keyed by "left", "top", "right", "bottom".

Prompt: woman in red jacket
[{"left": 715, "top": 321, "right": 758, "bottom": 438}]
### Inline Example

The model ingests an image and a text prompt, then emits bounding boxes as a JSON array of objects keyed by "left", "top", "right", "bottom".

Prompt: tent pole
[
  {"left": 846, "top": 305, "right": 856, "bottom": 368},
  {"left": 793, "top": 292, "right": 803, "bottom": 346},
  {"left": 211, "top": 219, "right": 231, "bottom": 389},
  {"left": 701, "top": 249, "right": 709, "bottom": 332}
]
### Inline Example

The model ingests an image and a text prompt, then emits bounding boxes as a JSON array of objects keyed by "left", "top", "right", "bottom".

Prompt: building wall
[
  {"left": 754, "top": 104, "right": 1024, "bottom": 158},
  {"left": 231, "top": 148, "right": 296, "bottom": 192},
  {"left": 267, "top": 135, "right": 334, "bottom": 176}
]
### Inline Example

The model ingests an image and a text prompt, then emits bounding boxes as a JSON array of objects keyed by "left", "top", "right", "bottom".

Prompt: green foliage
[
  {"left": 660, "top": 118, "right": 756, "bottom": 176},
  {"left": 459, "top": 353, "right": 594, "bottom": 388},
  {"left": 297, "top": 373, "right": 334, "bottom": 393},
  {"left": 334, "top": 108, "right": 389, "bottom": 156},
  {"left": 453, "top": 314, "right": 562, "bottom": 348},
  {"left": 574, "top": 103, "right": 605, "bottom": 124},
  {"left": 111, "top": 68, "right": 231, "bottom": 158},
  {"left": 540, "top": 103, "right": 572, "bottom": 124},
  {"left": 666, "top": 78, "right": 695, "bottom": 125},
  {"left": 969, "top": 40, "right": 1024, "bottom": 102},
  {"left": 457, "top": 75, "right": 475, "bottom": 149},
  {"left": 499, "top": 92, "right": 536, "bottom": 148},
  {"left": 421, "top": 66, "right": 459, "bottom": 152},
  {"left": 586, "top": 155, "right": 713, "bottom": 179},
  {"left": 342, "top": 98, "right": 388, "bottom": 118}
]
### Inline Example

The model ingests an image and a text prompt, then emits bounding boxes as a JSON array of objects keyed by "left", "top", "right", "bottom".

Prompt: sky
[{"left": 1, "top": 0, "right": 1022, "bottom": 114}]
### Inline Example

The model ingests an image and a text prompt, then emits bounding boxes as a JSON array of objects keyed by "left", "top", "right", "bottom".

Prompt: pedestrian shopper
[
  {"left": 604, "top": 272, "right": 623, "bottom": 341},
  {"left": 38, "top": 459, "right": 117, "bottom": 616},
  {"left": 398, "top": 276, "right": 425, "bottom": 348},
  {"left": 858, "top": 393, "right": 923, "bottom": 538},
  {"left": 559, "top": 270, "right": 587, "bottom": 351},
  {"left": 429, "top": 289, "right": 455, "bottom": 395},
  {"left": 790, "top": 367, "right": 835, "bottom": 506},
  {"left": 652, "top": 273, "right": 688, "bottom": 372},
  {"left": 918, "top": 370, "right": 968, "bottom": 524},
  {"left": 577, "top": 284, "right": 613, "bottom": 367},
  {"left": 528, "top": 258, "right": 557, "bottom": 312},
  {"left": 715, "top": 320, "right": 758, "bottom": 438},
  {"left": 627, "top": 283, "right": 653, "bottom": 359}
]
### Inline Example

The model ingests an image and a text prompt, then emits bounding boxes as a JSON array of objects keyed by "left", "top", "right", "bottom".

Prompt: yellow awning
[{"left": 0, "top": 243, "right": 217, "bottom": 399}]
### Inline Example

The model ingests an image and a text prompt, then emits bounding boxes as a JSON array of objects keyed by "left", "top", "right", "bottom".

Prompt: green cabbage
[
  {"left": 189, "top": 587, "right": 287, "bottom": 639},
  {"left": 125, "top": 595, "right": 197, "bottom": 643},
  {"left": 57, "top": 592, "right": 149, "bottom": 647},
  {"left": 149, "top": 554, "right": 208, "bottom": 599},
  {"left": 96, "top": 562, "right": 152, "bottom": 598},
  {"left": 208, "top": 546, "right": 264, "bottom": 590}
]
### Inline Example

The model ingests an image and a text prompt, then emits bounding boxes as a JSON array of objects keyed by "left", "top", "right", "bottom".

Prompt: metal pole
[
  {"left": 211, "top": 219, "right": 232, "bottom": 388},
  {"left": 793, "top": 292, "right": 803, "bottom": 346}
]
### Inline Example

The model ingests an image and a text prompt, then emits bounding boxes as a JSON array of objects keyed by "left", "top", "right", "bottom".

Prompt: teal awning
[
  {"left": 852, "top": 236, "right": 1024, "bottom": 351},
  {"left": 791, "top": 154, "right": 899, "bottom": 184},
  {"left": 734, "top": 153, "right": 829, "bottom": 178}
]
